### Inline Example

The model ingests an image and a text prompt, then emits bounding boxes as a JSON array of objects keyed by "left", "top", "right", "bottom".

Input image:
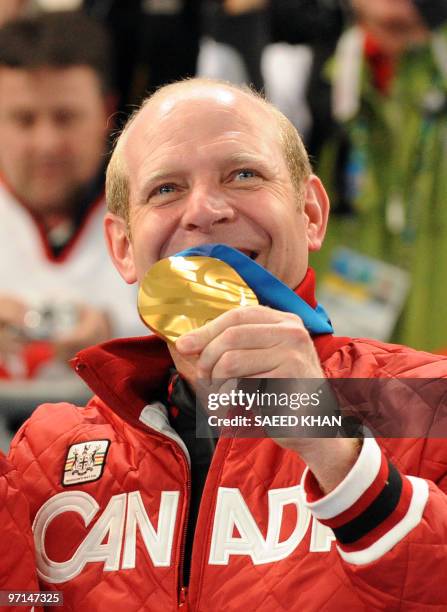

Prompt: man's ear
[
  {"left": 104, "top": 212, "right": 137, "bottom": 284},
  {"left": 302, "top": 174, "right": 330, "bottom": 252}
]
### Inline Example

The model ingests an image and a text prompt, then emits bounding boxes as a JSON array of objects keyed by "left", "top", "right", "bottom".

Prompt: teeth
[{"left": 231, "top": 247, "right": 259, "bottom": 261}]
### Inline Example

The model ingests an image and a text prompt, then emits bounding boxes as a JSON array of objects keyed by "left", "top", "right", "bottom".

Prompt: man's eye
[
  {"left": 156, "top": 184, "right": 176, "bottom": 195},
  {"left": 54, "top": 109, "right": 80, "bottom": 127},
  {"left": 234, "top": 169, "right": 256, "bottom": 180},
  {"left": 12, "top": 113, "right": 35, "bottom": 129},
  {"left": 147, "top": 182, "right": 180, "bottom": 206}
]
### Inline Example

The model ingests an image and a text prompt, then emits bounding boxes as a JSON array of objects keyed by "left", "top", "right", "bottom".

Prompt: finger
[
  {"left": 176, "top": 306, "right": 299, "bottom": 354},
  {"left": 196, "top": 323, "right": 284, "bottom": 380},
  {"left": 209, "top": 349, "right": 283, "bottom": 380}
]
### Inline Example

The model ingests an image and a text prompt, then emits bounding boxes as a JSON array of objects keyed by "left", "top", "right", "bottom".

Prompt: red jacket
[
  {"left": 0, "top": 451, "right": 40, "bottom": 611},
  {"left": 8, "top": 275, "right": 447, "bottom": 611}
]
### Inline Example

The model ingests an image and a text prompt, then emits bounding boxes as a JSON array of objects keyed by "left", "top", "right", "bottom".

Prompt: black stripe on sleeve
[{"left": 333, "top": 461, "right": 403, "bottom": 545}]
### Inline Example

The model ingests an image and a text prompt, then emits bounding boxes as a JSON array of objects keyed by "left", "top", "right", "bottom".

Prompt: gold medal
[{"left": 138, "top": 255, "right": 258, "bottom": 342}]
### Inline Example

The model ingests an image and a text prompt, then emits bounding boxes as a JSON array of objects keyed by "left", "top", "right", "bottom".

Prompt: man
[
  {"left": 8, "top": 78, "right": 447, "bottom": 610},
  {"left": 312, "top": 0, "right": 447, "bottom": 351},
  {"left": 0, "top": 11, "right": 145, "bottom": 380}
]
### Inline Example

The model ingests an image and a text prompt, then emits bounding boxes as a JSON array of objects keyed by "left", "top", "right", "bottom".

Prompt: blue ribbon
[{"left": 174, "top": 244, "right": 333, "bottom": 336}]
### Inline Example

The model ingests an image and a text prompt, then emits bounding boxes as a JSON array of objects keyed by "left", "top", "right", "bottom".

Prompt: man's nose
[
  {"left": 180, "top": 187, "right": 236, "bottom": 232},
  {"left": 31, "top": 119, "right": 64, "bottom": 155}
]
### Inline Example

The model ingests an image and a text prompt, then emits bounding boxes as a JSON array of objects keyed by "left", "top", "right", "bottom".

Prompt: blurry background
[{"left": 1, "top": 0, "right": 447, "bottom": 450}]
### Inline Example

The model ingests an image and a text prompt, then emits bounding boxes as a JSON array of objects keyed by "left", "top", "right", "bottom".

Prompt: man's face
[
  {"left": 107, "top": 85, "right": 327, "bottom": 290},
  {"left": 0, "top": 66, "right": 109, "bottom": 214},
  {"left": 351, "top": 0, "right": 424, "bottom": 33}
]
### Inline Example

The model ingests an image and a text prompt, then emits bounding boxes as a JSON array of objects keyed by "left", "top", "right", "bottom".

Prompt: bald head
[{"left": 106, "top": 78, "right": 311, "bottom": 221}]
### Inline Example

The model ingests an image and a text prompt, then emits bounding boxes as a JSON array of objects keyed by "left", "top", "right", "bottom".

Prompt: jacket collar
[{"left": 72, "top": 268, "right": 346, "bottom": 427}]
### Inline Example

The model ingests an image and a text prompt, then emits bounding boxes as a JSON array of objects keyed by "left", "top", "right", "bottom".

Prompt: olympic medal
[{"left": 138, "top": 255, "right": 259, "bottom": 342}]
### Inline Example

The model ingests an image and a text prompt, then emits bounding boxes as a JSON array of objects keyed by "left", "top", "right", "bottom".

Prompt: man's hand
[
  {"left": 0, "top": 297, "right": 112, "bottom": 369},
  {"left": 175, "top": 305, "right": 323, "bottom": 382},
  {"left": 174, "top": 305, "right": 360, "bottom": 493},
  {"left": 54, "top": 304, "right": 112, "bottom": 363}
]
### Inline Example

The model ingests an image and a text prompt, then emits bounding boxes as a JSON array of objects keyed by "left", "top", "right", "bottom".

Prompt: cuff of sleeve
[
  {"left": 301, "top": 436, "right": 383, "bottom": 521},
  {"left": 301, "top": 437, "right": 429, "bottom": 565}
]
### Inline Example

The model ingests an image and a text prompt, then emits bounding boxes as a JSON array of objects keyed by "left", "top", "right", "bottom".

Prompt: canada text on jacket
[{"left": 32, "top": 485, "right": 335, "bottom": 584}]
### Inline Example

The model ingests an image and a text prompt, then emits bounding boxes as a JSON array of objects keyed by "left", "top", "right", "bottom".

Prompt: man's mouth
[
  {"left": 235, "top": 248, "right": 259, "bottom": 261},
  {"left": 165, "top": 245, "right": 260, "bottom": 262}
]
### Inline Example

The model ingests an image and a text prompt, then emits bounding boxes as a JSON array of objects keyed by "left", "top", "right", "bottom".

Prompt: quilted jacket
[
  {"left": 0, "top": 451, "right": 40, "bottom": 611},
  {"left": 8, "top": 272, "right": 447, "bottom": 611}
]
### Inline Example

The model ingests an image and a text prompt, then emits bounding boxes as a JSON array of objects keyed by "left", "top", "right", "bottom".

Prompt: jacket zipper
[
  {"left": 177, "top": 447, "right": 191, "bottom": 608},
  {"left": 188, "top": 435, "right": 232, "bottom": 610},
  {"left": 179, "top": 586, "right": 188, "bottom": 608}
]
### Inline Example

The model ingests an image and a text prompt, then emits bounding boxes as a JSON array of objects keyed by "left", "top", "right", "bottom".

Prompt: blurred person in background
[
  {"left": 0, "top": 11, "right": 145, "bottom": 383},
  {"left": 309, "top": 0, "right": 447, "bottom": 352},
  {"left": 199, "top": 0, "right": 269, "bottom": 91},
  {"left": 83, "top": 0, "right": 201, "bottom": 122},
  {"left": 268, "top": 0, "right": 345, "bottom": 154}
]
